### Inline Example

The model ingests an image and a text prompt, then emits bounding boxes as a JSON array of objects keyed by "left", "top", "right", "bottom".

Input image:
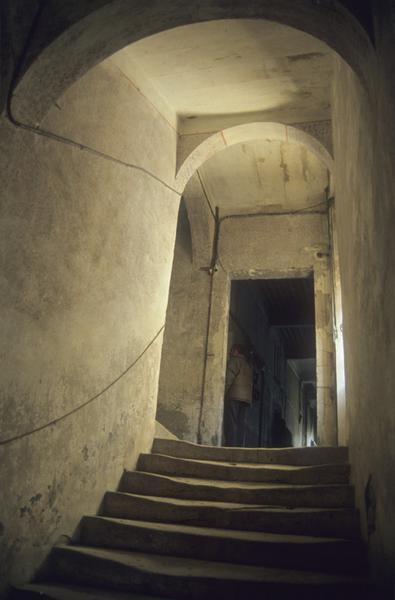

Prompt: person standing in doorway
[{"left": 223, "top": 344, "right": 253, "bottom": 446}]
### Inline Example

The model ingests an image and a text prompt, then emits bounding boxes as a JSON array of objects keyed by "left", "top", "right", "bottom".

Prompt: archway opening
[{"left": 224, "top": 277, "right": 316, "bottom": 448}]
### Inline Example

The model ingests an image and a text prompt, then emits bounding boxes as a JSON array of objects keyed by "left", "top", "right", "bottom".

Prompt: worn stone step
[
  {"left": 12, "top": 583, "right": 168, "bottom": 599},
  {"left": 79, "top": 516, "right": 365, "bottom": 574},
  {"left": 152, "top": 438, "right": 348, "bottom": 466},
  {"left": 48, "top": 545, "right": 374, "bottom": 600},
  {"left": 138, "top": 453, "right": 350, "bottom": 485},
  {"left": 120, "top": 471, "right": 354, "bottom": 508},
  {"left": 102, "top": 491, "right": 360, "bottom": 539}
]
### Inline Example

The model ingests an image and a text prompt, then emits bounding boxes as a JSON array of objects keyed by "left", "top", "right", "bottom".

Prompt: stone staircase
[{"left": 14, "top": 438, "right": 377, "bottom": 599}]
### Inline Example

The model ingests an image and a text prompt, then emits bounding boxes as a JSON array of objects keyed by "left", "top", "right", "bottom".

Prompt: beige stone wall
[
  {"left": 219, "top": 213, "right": 329, "bottom": 277},
  {"left": 0, "top": 59, "right": 179, "bottom": 593},
  {"left": 314, "top": 260, "right": 337, "bottom": 446},
  {"left": 332, "top": 5, "right": 395, "bottom": 580},
  {"left": 157, "top": 202, "right": 211, "bottom": 441}
]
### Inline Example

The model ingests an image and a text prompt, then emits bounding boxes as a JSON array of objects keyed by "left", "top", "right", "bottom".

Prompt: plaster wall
[
  {"left": 157, "top": 202, "right": 211, "bottom": 442},
  {"left": 314, "top": 261, "right": 336, "bottom": 446},
  {"left": 330, "top": 206, "right": 348, "bottom": 446},
  {"left": 0, "top": 58, "right": 179, "bottom": 594},
  {"left": 331, "top": 3, "right": 395, "bottom": 582},
  {"left": 219, "top": 213, "right": 329, "bottom": 277},
  {"left": 199, "top": 267, "right": 230, "bottom": 445}
]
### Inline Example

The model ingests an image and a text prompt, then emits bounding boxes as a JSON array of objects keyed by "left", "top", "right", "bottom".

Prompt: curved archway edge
[
  {"left": 12, "top": 0, "right": 373, "bottom": 124},
  {"left": 175, "top": 122, "right": 335, "bottom": 193}
]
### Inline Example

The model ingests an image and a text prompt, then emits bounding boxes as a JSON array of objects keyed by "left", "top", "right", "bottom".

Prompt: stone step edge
[
  {"left": 51, "top": 544, "right": 370, "bottom": 585},
  {"left": 121, "top": 471, "right": 355, "bottom": 504},
  {"left": 120, "top": 471, "right": 355, "bottom": 508},
  {"left": 140, "top": 452, "right": 351, "bottom": 471},
  {"left": 101, "top": 491, "right": 361, "bottom": 539},
  {"left": 12, "top": 583, "right": 168, "bottom": 600},
  {"left": 122, "top": 469, "right": 354, "bottom": 491},
  {"left": 104, "top": 490, "right": 359, "bottom": 513},
  {"left": 81, "top": 514, "right": 358, "bottom": 545},
  {"left": 137, "top": 453, "right": 351, "bottom": 484},
  {"left": 152, "top": 438, "right": 349, "bottom": 465}
]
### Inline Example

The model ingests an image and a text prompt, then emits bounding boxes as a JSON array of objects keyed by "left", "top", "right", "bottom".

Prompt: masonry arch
[
  {"left": 9, "top": 1, "right": 373, "bottom": 125},
  {"left": 176, "top": 122, "right": 334, "bottom": 194},
  {"left": 178, "top": 121, "right": 334, "bottom": 273},
  {"left": 161, "top": 116, "right": 338, "bottom": 448}
]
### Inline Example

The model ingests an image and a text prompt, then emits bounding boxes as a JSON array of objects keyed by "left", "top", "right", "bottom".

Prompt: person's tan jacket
[{"left": 225, "top": 355, "right": 253, "bottom": 404}]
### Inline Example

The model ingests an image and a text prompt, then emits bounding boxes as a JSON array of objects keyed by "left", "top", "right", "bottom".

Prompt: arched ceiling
[
  {"left": 108, "top": 20, "right": 333, "bottom": 214},
  {"left": 111, "top": 19, "right": 333, "bottom": 134},
  {"left": 197, "top": 139, "right": 329, "bottom": 217},
  {"left": 174, "top": 122, "right": 333, "bottom": 192},
  {"left": 11, "top": 0, "right": 372, "bottom": 125}
]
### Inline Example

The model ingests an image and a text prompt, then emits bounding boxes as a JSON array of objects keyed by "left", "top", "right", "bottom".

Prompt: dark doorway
[{"left": 223, "top": 277, "right": 317, "bottom": 447}]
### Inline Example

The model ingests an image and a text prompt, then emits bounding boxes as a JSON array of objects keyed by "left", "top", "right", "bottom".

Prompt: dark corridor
[{"left": 224, "top": 277, "right": 317, "bottom": 448}]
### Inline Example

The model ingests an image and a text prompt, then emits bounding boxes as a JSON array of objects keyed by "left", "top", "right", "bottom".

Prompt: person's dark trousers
[{"left": 223, "top": 398, "right": 247, "bottom": 446}]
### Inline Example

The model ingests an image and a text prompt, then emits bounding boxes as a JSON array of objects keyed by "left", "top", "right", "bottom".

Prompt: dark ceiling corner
[{"left": 339, "top": 0, "right": 375, "bottom": 44}]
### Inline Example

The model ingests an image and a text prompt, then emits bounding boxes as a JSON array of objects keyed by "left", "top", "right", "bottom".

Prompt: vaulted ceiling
[
  {"left": 111, "top": 19, "right": 333, "bottom": 215},
  {"left": 112, "top": 19, "right": 333, "bottom": 133},
  {"left": 198, "top": 139, "right": 329, "bottom": 216}
]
